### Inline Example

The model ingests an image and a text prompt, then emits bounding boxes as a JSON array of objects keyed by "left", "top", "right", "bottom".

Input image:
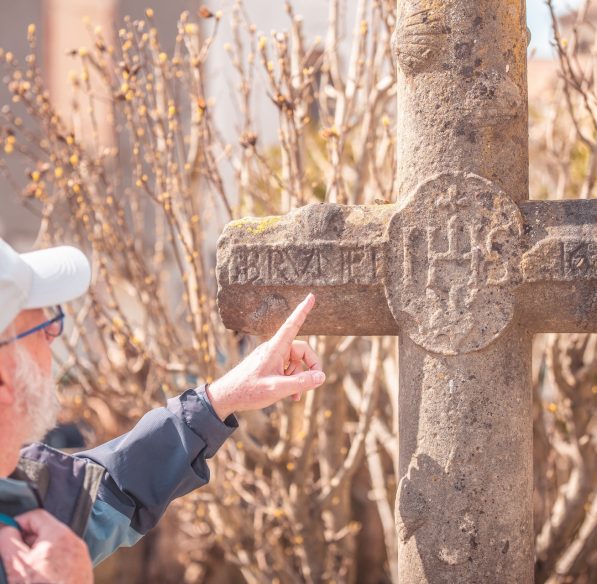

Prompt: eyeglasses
[{"left": 0, "top": 306, "right": 65, "bottom": 348}]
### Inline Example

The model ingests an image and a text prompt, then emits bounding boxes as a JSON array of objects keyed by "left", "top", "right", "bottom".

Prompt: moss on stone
[{"left": 229, "top": 215, "right": 282, "bottom": 235}]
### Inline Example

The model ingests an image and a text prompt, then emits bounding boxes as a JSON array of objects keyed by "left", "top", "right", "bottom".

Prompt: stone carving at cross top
[{"left": 216, "top": 1, "right": 597, "bottom": 582}]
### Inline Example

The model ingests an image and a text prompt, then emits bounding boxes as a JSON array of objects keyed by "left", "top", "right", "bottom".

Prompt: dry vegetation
[{"left": 0, "top": 0, "right": 594, "bottom": 582}]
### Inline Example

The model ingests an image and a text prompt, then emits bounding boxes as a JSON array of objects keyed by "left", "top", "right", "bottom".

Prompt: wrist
[{"left": 205, "top": 381, "right": 232, "bottom": 422}]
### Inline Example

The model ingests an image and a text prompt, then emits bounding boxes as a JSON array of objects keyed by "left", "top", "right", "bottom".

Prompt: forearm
[{"left": 78, "top": 386, "right": 237, "bottom": 563}]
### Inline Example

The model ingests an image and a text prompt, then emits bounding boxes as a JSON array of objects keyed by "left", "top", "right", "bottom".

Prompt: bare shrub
[{"left": 0, "top": 1, "right": 594, "bottom": 582}]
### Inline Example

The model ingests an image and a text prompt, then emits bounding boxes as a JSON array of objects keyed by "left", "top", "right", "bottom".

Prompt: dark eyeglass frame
[{"left": 0, "top": 305, "right": 64, "bottom": 348}]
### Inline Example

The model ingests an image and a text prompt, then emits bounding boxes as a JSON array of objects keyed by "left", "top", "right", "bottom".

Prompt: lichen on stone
[{"left": 229, "top": 215, "right": 282, "bottom": 235}]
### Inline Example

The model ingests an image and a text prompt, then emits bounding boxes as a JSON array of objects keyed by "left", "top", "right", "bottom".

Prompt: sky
[{"left": 527, "top": 0, "right": 584, "bottom": 58}]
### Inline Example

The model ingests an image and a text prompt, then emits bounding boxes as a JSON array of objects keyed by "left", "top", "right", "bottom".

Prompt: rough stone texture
[
  {"left": 216, "top": 204, "right": 396, "bottom": 336},
  {"left": 386, "top": 171, "right": 525, "bottom": 355},
  {"left": 216, "top": 1, "right": 597, "bottom": 582},
  {"left": 392, "top": 0, "right": 528, "bottom": 201},
  {"left": 217, "top": 201, "right": 596, "bottom": 340},
  {"left": 396, "top": 326, "right": 533, "bottom": 582}
]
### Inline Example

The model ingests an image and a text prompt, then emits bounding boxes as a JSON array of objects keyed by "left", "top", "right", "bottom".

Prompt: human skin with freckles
[
  {"left": 0, "top": 510, "right": 93, "bottom": 584},
  {"left": 207, "top": 293, "right": 325, "bottom": 419}
]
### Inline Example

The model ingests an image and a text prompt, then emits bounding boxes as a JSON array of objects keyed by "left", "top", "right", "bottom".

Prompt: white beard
[{"left": 13, "top": 344, "right": 60, "bottom": 443}]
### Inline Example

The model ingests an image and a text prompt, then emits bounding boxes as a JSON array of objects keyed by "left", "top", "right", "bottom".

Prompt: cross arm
[
  {"left": 216, "top": 198, "right": 596, "bottom": 341},
  {"left": 215, "top": 203, "right": 398, "bottom": 336},
  {"left": 517, "top": 199, "right": 597, "bottom": 333}
]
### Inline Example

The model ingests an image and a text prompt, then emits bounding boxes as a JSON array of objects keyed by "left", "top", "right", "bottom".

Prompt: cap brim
[{"left": 20, "top": 246, "right": 91, "bottom": 309}]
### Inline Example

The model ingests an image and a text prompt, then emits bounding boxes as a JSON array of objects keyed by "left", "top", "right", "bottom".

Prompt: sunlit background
[{"left": 0, "top": 2, "right": 594, "bottom": 584}]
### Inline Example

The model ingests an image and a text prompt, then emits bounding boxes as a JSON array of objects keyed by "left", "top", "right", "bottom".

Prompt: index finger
[{"left": 269, "top": 293, "right": 315, "bottom": 351}]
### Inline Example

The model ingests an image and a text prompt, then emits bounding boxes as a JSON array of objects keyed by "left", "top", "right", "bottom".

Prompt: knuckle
[
  {"left": 29, "top": 509, "right": 52, "bottom": 523},
  {"left": 279, "top": 326, "right": 293, "bottom": 340},
  {"left": 269, "top": 378, "right": 283, "bottom": 393}
]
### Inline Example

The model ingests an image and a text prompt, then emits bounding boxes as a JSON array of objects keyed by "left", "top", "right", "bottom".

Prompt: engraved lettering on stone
[
  {"left": 232, "top": 248, "right": 261, "bottom": 284},
  {"left": 392, "top": 0, "right": 447, "bottom": 75},
  {"left": 385, "top": 172, "right": 524, "bottom": 355},
  {"left": 229, "top": 244, "right": 382, "bottom": 286},
  {"left": 522, "top": 238, "right": 597, "bottom": 282}
]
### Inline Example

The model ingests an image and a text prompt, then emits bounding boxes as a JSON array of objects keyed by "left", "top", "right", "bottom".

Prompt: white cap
[{"left": 0, "top": 239, "right": 91, "bottom": 334}]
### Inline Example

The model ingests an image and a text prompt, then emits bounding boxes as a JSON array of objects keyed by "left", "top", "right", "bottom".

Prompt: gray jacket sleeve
[{"left": 78, "top": 386, "right": 237, "bottom": 564}]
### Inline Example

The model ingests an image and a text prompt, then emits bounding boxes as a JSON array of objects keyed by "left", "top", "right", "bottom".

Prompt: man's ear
[{"left": 0, "top": 351, "right": 16, "bottom": 406}]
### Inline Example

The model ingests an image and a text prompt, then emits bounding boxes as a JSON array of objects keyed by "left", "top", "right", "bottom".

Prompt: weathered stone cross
[{"left": 216, "top": 1, "right": 597, "bottom": 582}]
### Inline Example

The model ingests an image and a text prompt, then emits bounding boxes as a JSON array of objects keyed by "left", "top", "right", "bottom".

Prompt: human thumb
[
  {"left": 271, "top": 370, "right": 326, "bottom": 399},
  {"left": 15, "top": 509, "right": 61, "bottom": 543}
]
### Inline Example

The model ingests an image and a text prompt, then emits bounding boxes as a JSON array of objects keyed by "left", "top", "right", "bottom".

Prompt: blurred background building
[{"left": 0, "top": 0, "right": 195, "bottom": 248}]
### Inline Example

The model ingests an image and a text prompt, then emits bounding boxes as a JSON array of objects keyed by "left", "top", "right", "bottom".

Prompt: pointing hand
[{"left": 206, "top": 293, "right": 325, "bottom": 420}]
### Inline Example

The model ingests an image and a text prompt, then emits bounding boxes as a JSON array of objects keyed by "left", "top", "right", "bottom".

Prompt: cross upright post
[{"left": 216, "top": 1, "right": 597, "bottom": 582}]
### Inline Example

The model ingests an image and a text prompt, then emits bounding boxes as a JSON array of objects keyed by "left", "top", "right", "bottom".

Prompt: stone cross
[{"left": 216, "top": 1, "right": 597, "bottom": 582}]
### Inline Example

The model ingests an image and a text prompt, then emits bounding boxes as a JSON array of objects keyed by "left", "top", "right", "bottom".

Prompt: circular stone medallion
[{"left": 385, "top": 172, "right": 524, "bottom": 355}]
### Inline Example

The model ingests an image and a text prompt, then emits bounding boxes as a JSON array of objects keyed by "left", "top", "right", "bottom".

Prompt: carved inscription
[
  {"left": 229, "top": 243, "right": 382, "bottom": 287},
  {"left": 385, "top": 172, "right": 524, "bottom": 355},
  {"left": 522, "top": 238, "right": 597, "bottom": 282}
]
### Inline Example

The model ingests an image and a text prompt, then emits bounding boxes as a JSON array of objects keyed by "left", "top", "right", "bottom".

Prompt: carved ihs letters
[
  {"left": 402, "top": 216, "right": 513, "bottom": 299},
  {"left": 385, "top": 172, "right": 524, "bottom": 355},
  {"left": 229, "top": 243, "right": 382, "bottom": 286}
]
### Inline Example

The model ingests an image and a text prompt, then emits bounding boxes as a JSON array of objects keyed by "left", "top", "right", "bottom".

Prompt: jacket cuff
[{"left": 167, "top": 386, "right": 237, "bottom": 458}]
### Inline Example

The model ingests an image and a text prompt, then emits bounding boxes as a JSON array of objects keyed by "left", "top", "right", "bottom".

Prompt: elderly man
[{"left": 0, "top": 239, "right": 325, "bottom": 583}]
